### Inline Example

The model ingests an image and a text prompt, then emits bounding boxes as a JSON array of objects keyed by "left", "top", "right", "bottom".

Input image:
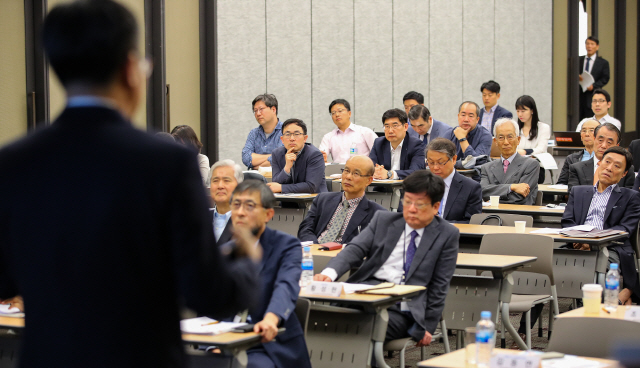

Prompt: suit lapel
[
  {"left": 317, "top": 194, "right": 342, "bottom": 238},
  {"left": 406, "top": 220, "right": 440, "bottom": 280},
  {"left": 504, "top": 155, "right": 523, "bottom": 182},
  {"left": 258, "top": 228, "right": 275, "bottom": 274},
  {"left": 603, "top": 186, "right": 622, "bottom": 223},
  {"left": 444, "top": 173, "right": 463, "bottom": 218},
  {"left": 578, "top": 187, "right": 595, "bottom": 224},
  {"left": 493, "top": 159, "right": 506, "bottom": 183},
  {"left": 219, "top": 221, "right": 233, "bottom": 245},
  {"left": 581, "top": 160, "right": 594, "bottom": 185},
  {"left": 342, "top": 198, "right": 369, "bottom": 242},
  {"left": 400, "top": 135, "right": 410, "bottom": 170},
  {"left": 379, "top": 217, "right": 405, "bottom": 265},
  {"left": 383, "top": 142, "right": 392, "bottom": 170}
]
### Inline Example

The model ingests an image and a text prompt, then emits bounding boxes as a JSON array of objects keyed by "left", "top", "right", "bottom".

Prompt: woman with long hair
[
  {"left": 171, "top": 125, "right": 210, "bottom": 186},
  {"left": 515, "top": 95, "right": 551, "bottom": 156}
]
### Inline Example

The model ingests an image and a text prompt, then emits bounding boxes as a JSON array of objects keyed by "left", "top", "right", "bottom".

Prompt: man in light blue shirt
[
  {"left": 242, "top": 94, "right": 284, "bottom": 169},
  {"left": 208, "top": 159, "right": 244, "bottom": 244}
]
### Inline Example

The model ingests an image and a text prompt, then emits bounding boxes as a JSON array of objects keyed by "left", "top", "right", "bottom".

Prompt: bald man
[{"left": 298, "top": 156, "right": 387, "bottom": 244}]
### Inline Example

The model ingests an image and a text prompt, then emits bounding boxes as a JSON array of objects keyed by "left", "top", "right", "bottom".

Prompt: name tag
[
  {"left": 624, "top": 306, "right": 640, "bottom": 321},
  {"left": 490, "top": 354, "right": 540, "bottom": 368},
  {"left": 305, "top": 281, "right": 344, "bottom": 297}
]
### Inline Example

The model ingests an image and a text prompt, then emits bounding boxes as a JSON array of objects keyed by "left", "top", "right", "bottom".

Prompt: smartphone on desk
[{"left": 230, "top": 324, "right": 255, "bottom": 333}]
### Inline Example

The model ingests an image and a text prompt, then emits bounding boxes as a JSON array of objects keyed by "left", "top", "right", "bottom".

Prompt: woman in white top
[
  {"left": 171, "top": 125, "right": 210, "bottom": 187},
  {"left": 515, "top": 95, "right": 551, "bottom": 156}
]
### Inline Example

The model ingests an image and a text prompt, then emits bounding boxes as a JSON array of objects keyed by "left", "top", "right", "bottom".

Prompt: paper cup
[
  {"left": 464, "top": 327, "right": 477, "bottom": 367},
  {"left": 582, "top": 284, "right": 603, "bottom": 315},
  {"left": 490, "top": 196, "right": 500, "bottom": 207},
  {"left": 514, "top": 221, "right": 526, "bottom": 233}
]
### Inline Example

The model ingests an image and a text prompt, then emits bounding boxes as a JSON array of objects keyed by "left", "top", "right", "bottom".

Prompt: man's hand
[
  {"left": 259, "top": 160, "right": 271, "bottom": 167},
  {"left": 231, "top": 227, "right": 263, "bottom": 263},
  {"left": 510, "top": 183, "right": 530, "bottom": 197},
  {"left": 579, "top": 74, "right": 583, "bottom": 82},
  {"left": 313, "top": 274, "right": 332, "bottom": 282},
  {"left": 453, "top": 127, "right": 469, "bottom": 140},
  {"left": 587, "top": 85, "right": 593, "bottom": 91},
  {"left": 321, "top": 150, "right": 328, "bottom": 163},
  {"left": 266, "top": 182, "right": 282, "bottom": 193},
  {"left": 416, "top": 331, "right": 432, "bottom": 347},
  {"left": 373, "top": 164, "right": 388, "bottom": 180},
  {"left": 284, "top": 148, "right": 296, "bottom": 173},
  {"left": 517, "top": 149, "right": 527, "bottom": 156},
  {"left": 0, "top": 296, "right": 24, "bottom": 312},
  {"left": 572, "top": 242, "right": 590, "bottom": 251},
  {"left": 254, "top": 312, "right": 279, "bottom": 343}
]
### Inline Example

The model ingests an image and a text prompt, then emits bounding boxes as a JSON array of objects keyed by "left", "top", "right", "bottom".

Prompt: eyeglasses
[
  {"left": 283, "top": 132, "right": 304, "bottom": 138},
  {"left": 231, "top": 200, "right": 262, "bottom": 212},
  {"left": 581, "top": 128, "right": 596, "bottom": 134},
  {"left": 401, "top": 199, "right": 432, "bottom": 210},
  {"left": 496, "top": 135, "right": 517, "bottom": 142},
  {"left": 330, "top": 109, "right": 348, "bottom": 116},
  {"left": 592, "top": 99, "right": 607, "bottom": 104},
  {"left": 383, "top": 123, "right": 404, "bottom": 130},
  {"left": 426, "top": 158, "right": 451, "bottom": 167},
  {"left": 253, "top": 106, "right": 268, "bottom": 115},
  {"left": 341, "top": 168, "right": 371, "bottom": 179}
]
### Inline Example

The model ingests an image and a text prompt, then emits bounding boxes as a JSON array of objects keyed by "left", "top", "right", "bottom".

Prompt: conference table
[
  {"left": 538, "top": 184, "right": 569, "bottom": 195},
  {"left": 557, "top": 305, "right": 640, "bottom": 321},
  {"left": 482, "top": 203, "right": 566, "bottom": 217}
]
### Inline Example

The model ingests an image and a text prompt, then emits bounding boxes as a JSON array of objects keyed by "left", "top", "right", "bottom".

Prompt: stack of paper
[
  {"left": 0, "top": 304, "right": 23, "bottom": 316},
  {"left": 180, "top": 317, "right": 247, "bottom": 335}
]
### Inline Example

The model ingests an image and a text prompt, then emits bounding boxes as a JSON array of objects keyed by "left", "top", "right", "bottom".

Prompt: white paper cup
[
  {"left": 490, "top": 196, "right": 500, "bottom": 207},
  {"left": 514, "top": 221, "right": 526, "bottom": 233},
  {"left": 582, "top": 284, "right": 603, "bottom": 314}
]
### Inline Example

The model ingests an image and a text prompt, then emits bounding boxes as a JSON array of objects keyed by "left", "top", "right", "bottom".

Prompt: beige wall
[
  {"left": 165, "top": 1, "right": 201, "bottom": 136},
  {"left": 597, "top": 1, "right": 616, "bottom": 116},
  {"left": 553, "top": 1, "right": 568, "bottom": 131},
  {"left": 625, "top": 0, "right": 637, "bottom": 133},
  {"left": 47, "top": 0, "right": 147, "bottom": 129},
  {"left": 0, "top": 2, "right": 27, "bottom": 148}
]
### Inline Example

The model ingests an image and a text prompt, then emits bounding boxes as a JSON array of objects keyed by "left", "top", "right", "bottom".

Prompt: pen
[
  {"left": 601, "top": 307, "right": 610, "bottom": 314},
  {"left": 201, "top": 321, "right": 220, "bottom": 326}
]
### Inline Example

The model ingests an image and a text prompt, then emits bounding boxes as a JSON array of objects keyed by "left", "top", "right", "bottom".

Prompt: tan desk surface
[
  {"left": 333, "top": 179, "right": 403, "bottom": 185},
  {"left": 310, "top": 244, "right": 342, "bottom": 258},
  {"left": 182, "top": 331, "right": 262, "bottom": 345},
  {"left": 482, "top": 203, "right": 565, "bottom": 215},
  {"left": 456, "top": 253, "right": 536, "bottom": 271},
  {"left": 557, "top": 305, "right": 640, "bottom": 321},
  {"left": 0, "top": 316, "right": 24, "bottom": 329},
  {"left": 301, "top": 284, "right": 423, "bottom": 303},
  {"left": 262, "top": 171, "right": 272, "bottom": 178},
  {"left": 274, "top": 193, "right": 318, "bottom": 199},
  {"left": 538, "top": 184, "right": 569, "bottom": 194},
  {"left": 417, "top": 347, "right": 617, "bottom": 368}
]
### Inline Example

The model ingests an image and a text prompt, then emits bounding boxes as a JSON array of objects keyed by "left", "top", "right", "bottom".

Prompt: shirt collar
[
  {"left": 261, "top": 119, "right": 283, "bottom": 134},
  {"left": 405, "top": 223, "right": 426, "bottom": 237},
  {"left": 390, "top": 139, "right": 404, "bottom": 152},
  {"left": 594, "top": 182, "right": 615, "bottom": 194},
  {"left": 67, "top": 95, "right": 118, "bottom": 109},
  {"left": 214, "top": 207, "right": 231, "bottom": 218},
  {"left": 486, "top": 104, "right": 498, "bottom": 114},
  {"left": 427, "top": 123, "right": 434, "bottom": 135},
  {"left": 342, "top": 192, "right": 365, "bottom": 206},
  {"left": 502, "top": 152, "right": 518, "bottom": 163},
  {"left": 442, "top": 169, "right": 456, "bottom": 188}
]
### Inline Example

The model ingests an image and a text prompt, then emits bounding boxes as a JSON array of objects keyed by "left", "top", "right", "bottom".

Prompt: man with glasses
[
  {"left": 241, "top": 93, "right": 284, "bottom": 169},
  {"left": 446, "top": 101, "right": 493, "bottom": 166},
  {"left": 268, "top": 119, "right": 327, "bottom": 193},
  {"left": 568, "top": 123, "right": 635, "bottom": 190},
  {"left": 480, "top": 118, "right": 540, "bottom": 205},
  {"left": 369, "top": 108, "right": 425, "bottom": 180},
  {"left": 407, "top": 104, "right": 452, "bottom": 146},
  {"left": 426, "top": 138, "right": 482, "bottom": 223},
  {"left": 319, "top": 99, "right": 377, "bottom": 163},
  {"left": 298, "top": 156, "right": 386, "bottom": 244},
  {"left": 228, "top": 181, "right": 312, "bottom": 368},
  {"left": 557, "top": 119, "right": 600, "bottom": 185},
  {"left": 575, "top": 89, "right": 621, "bottom": 132},
  {"left": 314, "top": 170, "right": 458, "bottom": 347}
]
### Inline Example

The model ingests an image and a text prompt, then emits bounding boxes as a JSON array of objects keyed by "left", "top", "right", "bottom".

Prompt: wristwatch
[
  {"left": 459, "top": 137, "right": 468, "bottom": 142},
  {"left": 387, "top": 170, "right": 393, "bottom": 179}
]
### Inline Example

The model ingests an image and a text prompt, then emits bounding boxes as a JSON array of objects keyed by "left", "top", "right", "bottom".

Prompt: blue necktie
[
  {"left": 403, "top": 230, "right": 419, "bottom": 278},
  {"left": 423, "top": 133, "right": 429, "bottom": 145},
  {"left": 585, "top": 57, "right": 591, "bottom": 73}
]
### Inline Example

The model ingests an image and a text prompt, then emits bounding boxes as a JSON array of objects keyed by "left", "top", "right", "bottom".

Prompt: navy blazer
[
  {"left": 271, "top": 143, "right": 327, "bottom": 193},
  {"left": 562, "top": 185, "right": 640, "bottom": 296},
  {"left": 478, "top": 105, "right": 513, "bottom": 134},
  {"left": 369, "top": 134, "right": 426, "bottom": 178},
  {"left": 297, "top": 192, "right": 387, "bottom": 243},
  {"left": 443, "top": 171, "right": 483, "bottom": 223},
  {"left": 407, "top": 118, "right": 453, "bottom": 144},
  {"left": 567, "top": 157, "right": 635, "bottom": 191},
  {"left": 223, "top": 227, "right": 311, "bottom": 367},
  {"left": 557, "top": 150, "right": 584, "bottom": 185}
]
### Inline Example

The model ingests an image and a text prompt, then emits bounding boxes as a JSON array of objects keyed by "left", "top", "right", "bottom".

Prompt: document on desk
[
  {"left": 180, "top": 317, "right": 247, "bottom": 335},
  {"left": 0, "top": 304, "right": 23, "bottom": 317},
  {"left": 530, "top": 228, "right": 562, "bottom": 234},
  {"left": 274, "top": 193, "right": 311, "bottom": 197},
  {"left": 542, "top": 355, "right": 607, "bottom": 368},
  {"left": 532, "top": 152, "right": 558, "bottom": 170},
  {"left": 547, "top": 184, "right": 568, "bottom": 190},
  {"left": 559, "top": 229, "right": 622, "bottom": 238}
]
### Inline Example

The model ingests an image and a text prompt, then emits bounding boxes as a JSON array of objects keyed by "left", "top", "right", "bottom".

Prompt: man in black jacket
[{"left": 579, "top": 37, "right": 610, "bottom": 119}]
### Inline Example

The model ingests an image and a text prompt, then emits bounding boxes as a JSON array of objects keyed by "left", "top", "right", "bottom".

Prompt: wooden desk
[
  {"left": 538, "top": 184, "right": 569, "bottom": 195},
  {"left": 455, "top": 253, "right": 536, "bottom": 279},
  {"left": 417, "top": 347, "right": 617, "bottom": 368},
  {"left": 557, "top": 305, "right": 640, "bottom": 321},
  {"left": 482, "top": 203, "right": 566, "bottom": 217}
]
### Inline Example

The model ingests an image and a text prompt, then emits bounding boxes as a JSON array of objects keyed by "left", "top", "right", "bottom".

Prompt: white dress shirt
[
  {"left": 389, "top": 140, "right": 403, "bottom": 180},
  {"left": 583, "top": 53, "right": 597, "bottom": 73},
  {"left": 439, "top": 170, "right": 456, "bottom": 217},
  {"left": 593, "top": 155, "right": 600, "bottom": 175},
  {"left": 318, "top": 123, "right": 378, "bottom": 164},
  {"left": 575, "top": 114, "right": 622, "bottom": 132},
  {"left": 517, "top": 122, "right": 551, "bottom": 155}
]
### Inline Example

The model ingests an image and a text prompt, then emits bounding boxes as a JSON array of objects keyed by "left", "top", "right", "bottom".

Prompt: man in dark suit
[
  {"left": 228, "top": 181, "right": 311, "bottom": 368},
  {"left": 481, "top": 119, "right": 540, "bottom": 205},
  {"left": 408, "top": 104, "right": 453, "bottom": 146},
  {"left": 314, "top": 171, "right": 459, "bottom": 346},
  {"left": 268, "top": 119, "right": 327, "bottom": 194},
  {"left": 478, "top": 80, "right": 513, "bottom": 133},
  {"left": 369, "top": 108, "right": 426, "bottom": 179},
  {"left": 403, "top": 91, "right": 449, "bottom": 140},
  {"left": 557, "top": 119, "right": 600, "bottom": 185},
  {"left": 568, "top": 123, "right": 635, "bottom": 190},
  {"left": 579, "top": 36, "right": 610, "bottom": 120},
  {"left": 0, "top": 2, "right": 260, "bottom": 367},
  {"left": 209, "top": 159, "right": 245, "bottom": 245},
  {"left": 426, "top": 138, "right": 482, "bottom": 223},
  {"left": 298, "top": 156, "right": 386, "bottom": 244}
]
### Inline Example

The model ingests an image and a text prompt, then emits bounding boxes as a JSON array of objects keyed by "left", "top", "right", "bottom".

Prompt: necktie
[
  {"left": 423, "top": 133, "right": 429, "bottom": 145},
  {"left": 318, "top": 200, "right": 350, "bottom": 243},
  {"left": 437, "top": 202, "right": 443, "bottom": 217},
  {"left": 586, "top": 57, "right": 591, "bottom": 73},
  {"left": 503, "top": 159, "right": 510, "bottom": 174},
  {"left": 403, "top": 230, "right": 419, "bottom": 279}
]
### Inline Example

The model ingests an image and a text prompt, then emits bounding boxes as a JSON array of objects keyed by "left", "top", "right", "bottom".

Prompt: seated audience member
[
  {"left": 480, "top": 118, "right": 540, "bottom": 205},
  {"left": 408, "top": 104, "right": 453, "bottom": 146},
  {"left": 226, "top": 181, "right": 311, "bottom": 368},
  {"left": 369, "top": 108, "right": 425, "bottom": 179},
  {"left": 446, "top": 101, "right": 493, "bottom": 164},
  {"left": 314, "top": 171, "right": 459, "bottom": 346},
  {"left": 319, "top": 99, "right": 377, "bottom": 163},
  {"left": 515, "top": 95, "right": 551, "bottom": 156},
  {"left": 403, "top": 91, "right": 449, "bottom": 140},
  {"left": 575, "top": 89, "right": 622, "bottom": 131},
  {"left": 568, "top": 123, "right": 635, "bottom": 190},
  {"left": 478, "top": 80, "right": 513, "bottom": 133},
  {"left": 208, "top": 159, "right": 244, "bottom": 245},
  {"left": 268, "top": 119, "right": 327, "bottom": 194},
  {"left": 557, "top": 119, "right": 600, "bottom": 185},
  {"left": 298, "top": 156, "right": 386, "bottom": 244},
  {"left": 155, "top": 131, "right": 175, "bottom": 142},
  {"left": 171, "top": 125, "right": 210, "bottom": 186},
  {"left": 242, "top": 94, "right": 283, "bottom": 169},
  {"left": 426, "top": 138, "right": 482, "bottom": 223}
]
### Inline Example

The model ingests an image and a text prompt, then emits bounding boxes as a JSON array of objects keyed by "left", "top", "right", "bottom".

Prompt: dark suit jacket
[
  {"left": 297, "top": 192, "right": 387, "bottom": 243},
  {"left": 0, "top": 107, "right": 258, "bottom": 368},
  {"left": 369, "top": 134, "right": 426, "bottom": 179},
  {"left": 223, "top": 227, "right": 311, "bottom": 367},
  {"left": 628, "top": 139, "right": 640, "bottom": 173},
  {"left": 634, "top": 173, "right": 640, "bottom": 192},
  {"left": 557, "top": 150, "right": 585, "bottom": 185},
  {"left": 271, "top": 143, "right": 327, "bottom": 193},
  {"left": 579, "top": 55, "right": 610, "bottom": 118},
  {"left": 562, "top": 185, "right": 640, "bottom": 296},
  {"left": 407, "top": 118, "right": 453, "bottom": 144},
  {"left": 325, "top": 212, "right": 459, "bottom": 339},
  {"left": 480, "top": 154, "right": 540, "bottom": 205},
  {"left": 567, "top": 157, "right": 635, "bottom": 191},
  {"left": 478, "top": 105, "right": 514, "bottom": 134},
  {"left": 209, "top": 209, "right": 233, "bottom": 245},
  {"left": 444, "top": 171, "right": 483, "bottom": 223}
]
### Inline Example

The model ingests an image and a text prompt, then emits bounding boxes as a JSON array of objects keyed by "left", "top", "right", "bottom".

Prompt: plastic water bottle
[
  {"left": 349, "top": 142, "right": 358, "bottom": 156},
  {"left": 475, "top": 311, "right": 495, "bottom": 368},
  {"left": 604, "top": 263, "right": 620, "bottom": 312},
  {"left": 301, "top": 246, "right": 314, "bottom": 287}
]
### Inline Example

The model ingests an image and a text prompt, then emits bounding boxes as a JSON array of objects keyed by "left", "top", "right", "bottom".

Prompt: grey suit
[
  {"left": 324, "top": 212, "right": 459, "bottom": 340},
  {"left": 567, "top": 157, "right": 636, "bottom": 191},
  {"left": 480, "top": 154, "right": 540, "bottom": 205}
]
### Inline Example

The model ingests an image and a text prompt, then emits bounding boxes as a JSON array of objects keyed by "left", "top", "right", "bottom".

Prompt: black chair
[
  {"left": 628, "top": 139, "right": 640, "bottom": 172},
  {"left": 243, "top": 171, "right": 267, "bottom": 183}
]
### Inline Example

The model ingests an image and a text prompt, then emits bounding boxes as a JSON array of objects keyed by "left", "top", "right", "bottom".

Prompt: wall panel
[
  {"left": 462, "top": 0, "right": 494, "bottom": 106},
  {"left": 625, "top": 0, "right": 637, "bottom": 132},
  {"left": 494, "top": 0, "right": 524, "bottom": 121},
  {"left": 524, "top": 1, "right": 553, "bottom": 124}
]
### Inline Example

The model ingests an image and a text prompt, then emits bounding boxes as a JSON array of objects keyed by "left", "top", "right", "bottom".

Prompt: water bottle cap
[
  {"left": 303, "top": 246, "right": 311, "bottom": 252},
  {"left": 610, "top": 263, "right": 618, "bottom": 270},
  {"left": 481, "top": 311, "right": 491, "bottom": 319}
]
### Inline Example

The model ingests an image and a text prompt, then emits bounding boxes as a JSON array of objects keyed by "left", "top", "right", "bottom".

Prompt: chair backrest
[
  {"left": 479, "top": 233, "right": 555, "bottom": 286},
  {"left": 295, "top": 297, "right": 311, "bottom": 338},
  {"left": 470, "top": 213, "right": 534, "bottom": 227},
  {"left": 243, "top": 171, "right": 267, "bottom": 183},
  {"left": 630, "top": 219, "right": 640, "bottom": 261},
  {"left": 325, "top": 164, "right": 345, "bottom": 176},
  {"left": 535, "top": 190, "right": 543, "bottom": 205},
  {"left": 548, "top": 317, "right": 640, "bottom": 358}
]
